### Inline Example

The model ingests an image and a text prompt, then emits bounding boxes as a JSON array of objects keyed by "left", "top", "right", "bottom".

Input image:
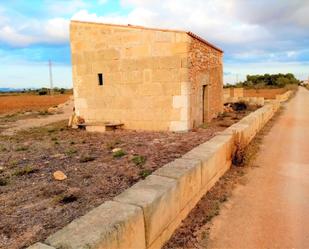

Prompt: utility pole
[{"left": 49, "top": 59, "right": 54, "bottom": 95}]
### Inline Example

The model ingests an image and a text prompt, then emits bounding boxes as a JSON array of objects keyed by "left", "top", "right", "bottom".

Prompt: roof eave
[{"left": 187, "top": 32, "right": 223, "bottom": 53}]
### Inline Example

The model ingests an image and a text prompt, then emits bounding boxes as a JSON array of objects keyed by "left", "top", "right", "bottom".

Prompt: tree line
[{"left": 225, "top": 73, "right": 300, "bottom": 88}]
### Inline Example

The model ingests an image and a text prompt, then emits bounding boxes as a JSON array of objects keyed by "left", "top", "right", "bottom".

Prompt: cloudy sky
[{"left": 0, "top": 0, "right": 309, "bottom": 88}]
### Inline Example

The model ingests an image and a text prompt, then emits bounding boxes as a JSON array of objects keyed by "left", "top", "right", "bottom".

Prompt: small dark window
[{"left": 98, "top": 73, "right": 104, "bottom": 86}]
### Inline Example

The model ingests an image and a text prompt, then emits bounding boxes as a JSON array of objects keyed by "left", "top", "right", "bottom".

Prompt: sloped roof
[{"left": 71, "top": 20, "right": 223, "bottom": 53}]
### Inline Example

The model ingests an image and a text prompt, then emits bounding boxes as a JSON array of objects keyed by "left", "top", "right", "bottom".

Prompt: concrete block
[
  {"left": 153, "top": 158, "right": 202, "bottom": 210},
  {"left": 171, "top": 42, "right": 189, "bottom": 54},
  {"left": 75, "top": 98, "right": 88, "bottom": 109},
  {"left": 173, "top": 95, "right": 188, "bottom": 108},
  {"left": 181, "top": 82, "right": 191, "bottom": 95},
  {"left": 169, "top": 120, "right": 189, "bottom": 132},
  {"left": 183, "top": 134, "right": 233, "bottom": 187},
  {"left": 180, "top": 107, "right": 189, "bottom": 121},
  {"left": 114, "top": 175, "right": 180, "bottom": 247},
  {"left": 155, "top": 31, "right": 175, "bottom": 42},
  {"left": 86, "top": 125, "right": 106, "bottom": 133},
  {"left": 27, "top": 243, "right": 55, "bottom": 249},
  {"left": 46, "top": 201, "right": 146, "bottom": 249}
]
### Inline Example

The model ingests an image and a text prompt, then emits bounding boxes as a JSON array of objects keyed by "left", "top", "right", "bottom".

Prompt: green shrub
[
  {"left": 106, "top": 139, "right": 122, "bottom": 150},
  {"left": 13, "top": 166, "right": 38, "bottom": 176},
  {"left": 139, "top": 169, "right": 151, "bottom": 179},
  {"left": 0, "top": 177, "right": 9, "bottom": 186},
  {"left": 113, "top": 149, "right": 126, "bottom": 158},
  {"left": 15, "top": 146, "right": 29, "bottom": 152},
  {"left": 65, "top": 148, "right": 78, "bottom": 156},
  {"left": 132, "top": 155, "right": 147, "bottom": 166},
  {"left": 38, "top": 89, "right": 48, "bottom": 95},
  {"left": 79, "top": 155, "right": 96, "bottom": 163}
]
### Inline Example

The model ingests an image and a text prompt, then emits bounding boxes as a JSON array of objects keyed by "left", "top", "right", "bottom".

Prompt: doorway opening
[{"left": 202, "top": 85, "right": 208, "bottom": 123}]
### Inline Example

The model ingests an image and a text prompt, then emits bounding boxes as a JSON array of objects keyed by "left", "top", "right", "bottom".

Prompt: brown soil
[
  {"left": 0, "top": 94, "right": 70, "bottom": 115},
  {"left": 0, "top": 108, "right": 254, "bottom": 249},
  {"left": 163, "top": 106, "right": 281, "bottom": 249}
]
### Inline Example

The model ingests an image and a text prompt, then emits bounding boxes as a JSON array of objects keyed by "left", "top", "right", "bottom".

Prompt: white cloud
[
  {"left": 72, "top": 0, "right": 272, "bottom": 46},
  {"left": 44, "top": 18, "right": 69, "bottom": 43},
  {"left": 47, "top": 0, "right": 87, "bottom": 15},
  {"left": 0, "top": 14, "right": 70, "bottom": 47},
  {"left": 0, "top": 26, "right": 36, "bottom": 47}
]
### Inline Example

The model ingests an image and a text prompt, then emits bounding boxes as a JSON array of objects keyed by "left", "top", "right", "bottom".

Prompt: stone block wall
[
  {"left": 71, "top": 21, "right": 191, "bottom": 131},
  {"left": 71, "top": 21, "right": 223, "bottom": 132}
]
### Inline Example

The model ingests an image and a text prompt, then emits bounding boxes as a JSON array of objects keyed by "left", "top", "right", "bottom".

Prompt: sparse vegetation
[
  {"left": 232, "top": 140, "right": 246, "bottom": 166},
  {"left": 13, "top": 165, "right": 38, "bottom": 176},
  {"left": 139, "top": 169, "right": 152, "bottom": 179},
  {"left": 0, "top": 177, "right": 9, "bottom": 186},
  {"left": 52, "top": 193, "right": 78, "bottom": 205},
  {"left": 199, "top": 123, "right": 208, "bottom": 129},
  {"left": 65, "top": 148, "right": 78, "bottom": 156},
  {"left": 113, "top": 149, "right": 126, "bottom": 158},
  {"left": 79, "top": 155, "right": 96, "bottom": 163},
  {"left": 106, "top": 139, "right": 122, "bottom": 150},
  {"left": 132, "top": 155, "right": 147, "bottom": 166},
  {"left": 0, "top": 106, "right": 256, "bottom": 249},
  {"left": 15, "top": 146, "right": 29, "bottom": 152}
]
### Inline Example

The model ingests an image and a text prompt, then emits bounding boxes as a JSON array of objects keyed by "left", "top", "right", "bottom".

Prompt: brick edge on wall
[{"left": 28, "top": 93, "right": 291, "bottom": 249}]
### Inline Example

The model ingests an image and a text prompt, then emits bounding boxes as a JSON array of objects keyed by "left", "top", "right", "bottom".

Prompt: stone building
[{"left": 70, "top": 21, "right": 223, "bottom": 132}]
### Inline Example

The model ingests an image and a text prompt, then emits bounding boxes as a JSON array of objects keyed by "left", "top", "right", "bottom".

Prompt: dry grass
[{"left": 0, "top": 94, "right": 70, "bottom": 115}]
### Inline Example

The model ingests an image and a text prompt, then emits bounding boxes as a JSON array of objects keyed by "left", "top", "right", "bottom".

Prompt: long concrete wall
[
  {"left": 244, "top": 88, "right": 287, "bottom": 99},
  {"left": 29, "top": 93, "right": 291, "bottom": 249},
  {"left": 224, "top": 88, "right": 289, "bottom": 100}
]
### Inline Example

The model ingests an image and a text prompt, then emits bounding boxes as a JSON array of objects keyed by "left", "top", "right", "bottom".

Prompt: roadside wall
[
  {"left": 224, "top": 96, "right": 265, "bottom": 107},
  {"left": 244, "top": 88, "right": 287, "bottom": 99},
  {"left": 276, "top": 90, "right": 293, "bottom": 102},
  {"left": 224, "top": 88, "right": 287, "bottom": 100},
  {"left": 223, "top": 88, "right": 244, "bottom": 98},
  {"left": 30, "top": 92, "right": 292, "bottom": 249}
]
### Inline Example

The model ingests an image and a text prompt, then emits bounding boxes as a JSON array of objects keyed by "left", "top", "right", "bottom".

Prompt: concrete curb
[{"left": 28, "top": 93, "right": 289, "bottom": 249}]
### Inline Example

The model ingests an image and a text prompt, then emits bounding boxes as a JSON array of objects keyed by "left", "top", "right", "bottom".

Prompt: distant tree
[{"left": 236, "top": 73, "right": 300, "bottom": 88}]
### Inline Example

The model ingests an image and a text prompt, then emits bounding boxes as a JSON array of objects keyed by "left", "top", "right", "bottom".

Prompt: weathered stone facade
[
  {"left": 70, "top": 21, "right": 223, "bottom": 132},
  {"left": 188, "top": 37, "right": 223, "bottom": 127}
]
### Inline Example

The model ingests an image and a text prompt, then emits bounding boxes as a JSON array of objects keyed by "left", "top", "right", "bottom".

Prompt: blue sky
[{"left": 0, "top": 0, "right": 309, "bottom": 88}]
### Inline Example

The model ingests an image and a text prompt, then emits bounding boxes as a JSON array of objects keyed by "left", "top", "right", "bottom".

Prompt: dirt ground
[
  {"left": 0, "top": 107, "right": 255, "bottom": 249},
  {"left": 163, "top": 106, "right": 282, "bottom": 249},
  {"left": 0, "top": 94, "right": 70, "bottom": 115},
  {"left": 0, "top": 97, "right": 73, "bottom": 136}
]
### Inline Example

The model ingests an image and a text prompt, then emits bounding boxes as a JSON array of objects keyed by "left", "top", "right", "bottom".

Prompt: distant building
[{"left": 70, "top": 21, "right": 223, "bottom": 132}]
